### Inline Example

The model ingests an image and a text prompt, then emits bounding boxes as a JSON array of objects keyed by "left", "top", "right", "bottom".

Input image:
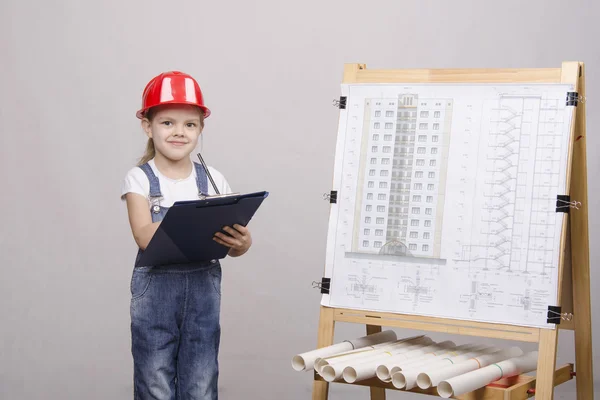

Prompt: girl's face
[{"left": 142, "top": 104, "right": 203, "bottom": 162}]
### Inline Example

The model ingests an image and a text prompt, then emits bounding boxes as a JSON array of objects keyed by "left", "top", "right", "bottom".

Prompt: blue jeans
[{"left": 130, "top": 262, "right": 222, "bottom": 400}]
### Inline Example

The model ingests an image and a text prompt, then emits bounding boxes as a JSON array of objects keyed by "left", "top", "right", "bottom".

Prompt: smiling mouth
[{"left": 168, "top": 141, "right": 188, "bottom": 146}]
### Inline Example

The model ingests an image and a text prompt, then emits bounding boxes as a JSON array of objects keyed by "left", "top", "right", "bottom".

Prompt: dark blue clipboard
[{"left": 135, "top": 191, "right": 269, "bottom": 267}]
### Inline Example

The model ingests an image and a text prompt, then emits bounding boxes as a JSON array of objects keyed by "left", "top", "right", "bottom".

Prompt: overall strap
[
  {"left": 138, "top": 163, "right": 162, "bottom": 198},
  {"left": 193, "top": 162, "right": 209, "bottom": 196}
]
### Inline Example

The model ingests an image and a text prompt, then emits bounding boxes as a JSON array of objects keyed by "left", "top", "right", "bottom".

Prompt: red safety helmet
[{"left": 136, "top": 71, "right": 211, "bottom": 119}]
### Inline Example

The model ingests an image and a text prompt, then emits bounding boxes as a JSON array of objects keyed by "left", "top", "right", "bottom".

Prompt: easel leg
[
  {"left": 312, "top": 307, "right": 335, "bottom": 400},
  {"left": 569, "top": 62, "right": 594, "bottom": 399},
  {"left": 535, "top": 328, "right": 559, "bottom": 399},
  {"left": 366, "top": 324, "right": 386, "bottom": 400},
  {"left": 572, "top": 246, "right": 595, "bottom": 399}
]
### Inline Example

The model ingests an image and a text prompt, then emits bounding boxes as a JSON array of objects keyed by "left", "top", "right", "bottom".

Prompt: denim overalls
[{"left": 130, "top": 162, "right": 222, "bottom": 400}]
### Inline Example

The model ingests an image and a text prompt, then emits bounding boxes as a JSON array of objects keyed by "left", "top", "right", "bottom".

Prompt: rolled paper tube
[
  {"left": 320, "top": 343, "right": 436, "bottom": 382},
  {"left": 341, "top": 341, "right": 435, "bottom": 384},
  {"left": 343, "top": 359, "right": 384, "bottom": 383},
  {"left": 437, "top": 351, "right": 539, "bottom": 398},
  {"left": 345, "top": 341, "right": 455, "bottom": 384},
  {"left": 375, "top": 340, "right": 456, "bottom": 382},
  {"left": 317, "top": 335, "right": 427, "bottom": 367},
  {"left": 314, "top": 340, "right": 397, "bottom": 373},
  {"left": 291, "top": 330, "right": 397, "bottom": 371},
  {"left": 317, "top": 336, "right": 432, "bottom": 374},
  {"left": 321, "top": 340, "right": 433, "bottom": 382},
  {"left": 390, "top": 346, "right": 500, "bottom": 389},
  {"left": 389, "top": 343, "right": 483, "bottom": 375},
  {"left": 388, "top": 345, "right": 496, "bottom": 389},
  {"left": 349, "top": 331, "right": 410, "bottom": 348},
  {"left": 392, "top": 370, "right": 418, "bottom": 390},
  {"left": 314, "top": 334, "right": 427, "bottom": 372},
  {"left": 416, "top": 346, "right": 523, "bottom": 389},
  {"left": 376, "top": 341, "right": 449, "bottom": 382},
  {"left": 377, "top": 345, "right": 462, "bottom": 383}
]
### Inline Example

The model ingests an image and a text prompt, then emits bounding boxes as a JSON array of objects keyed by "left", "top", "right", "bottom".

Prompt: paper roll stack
[{"left": 293, "top": 332, "right": 537, "bottom": 397}]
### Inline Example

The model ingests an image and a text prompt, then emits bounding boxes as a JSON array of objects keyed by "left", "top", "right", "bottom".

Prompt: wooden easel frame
[{"left": 312, "top": 62, "right": 592, "bottom": 400}]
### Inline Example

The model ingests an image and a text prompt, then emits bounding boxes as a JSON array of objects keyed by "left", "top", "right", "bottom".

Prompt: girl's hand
[{"left": 213, "top": 224, "right": 252, "bottom": 257}]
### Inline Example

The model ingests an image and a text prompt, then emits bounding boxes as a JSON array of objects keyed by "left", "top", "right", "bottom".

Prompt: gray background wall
[{"left": 1, "top": 0, "right": 598, "bottom": 399}]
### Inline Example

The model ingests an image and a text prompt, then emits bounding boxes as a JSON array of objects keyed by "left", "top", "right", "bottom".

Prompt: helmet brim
[{"left": 136, "top": 102, "right": 211, "bottom": 119}]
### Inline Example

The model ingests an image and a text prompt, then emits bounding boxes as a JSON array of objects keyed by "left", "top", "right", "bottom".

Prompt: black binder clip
[
  {"left": 566, "top": 92, "right": 585, "bottom": 106},
  {"left": 333, "top": 96, "right": 347, "bottom": 109},
  {"left": 312, "top": 278, "right": 331, "bottom": 294},
  {"left": 556, "top": 195, "right": 581, "bottom": 213},
  {"left": 323, "top": 191, "right": 338, "bottom": 203},
  {"left": 547, "top": 305, "right": 573, "bottom": 324}
]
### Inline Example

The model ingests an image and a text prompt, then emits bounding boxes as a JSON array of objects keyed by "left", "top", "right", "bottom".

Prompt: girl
[{"left": 121, "top": 71, "right": 251, "bottom": 400}]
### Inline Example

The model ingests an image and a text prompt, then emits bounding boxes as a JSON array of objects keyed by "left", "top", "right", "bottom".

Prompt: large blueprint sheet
[{"left": 321, "top": 83, "right": 575, "bottom": 328}]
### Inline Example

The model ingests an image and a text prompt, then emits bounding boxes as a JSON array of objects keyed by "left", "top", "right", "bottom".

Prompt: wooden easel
[{"left": 312, "top": 62, "right": 592, "bottom": 400}]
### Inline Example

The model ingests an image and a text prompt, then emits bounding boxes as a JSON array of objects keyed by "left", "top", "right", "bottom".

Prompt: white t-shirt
[{"left": 121, "top": 159, "right": 232, "bottom": 208}]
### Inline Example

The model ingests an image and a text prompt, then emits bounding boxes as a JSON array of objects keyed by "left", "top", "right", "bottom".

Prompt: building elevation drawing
[{"left": 321, "top": 83, "right": 575, "bottom": 328}]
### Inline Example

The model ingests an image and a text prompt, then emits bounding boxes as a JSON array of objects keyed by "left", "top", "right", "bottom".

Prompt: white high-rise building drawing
[{"left": 352, "top": 95, "right": 452, "bottom": 258}]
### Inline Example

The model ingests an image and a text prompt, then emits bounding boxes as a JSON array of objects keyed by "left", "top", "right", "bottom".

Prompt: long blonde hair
[{"left": 137, "top": 106, "right": 205, "bottom": 166}]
